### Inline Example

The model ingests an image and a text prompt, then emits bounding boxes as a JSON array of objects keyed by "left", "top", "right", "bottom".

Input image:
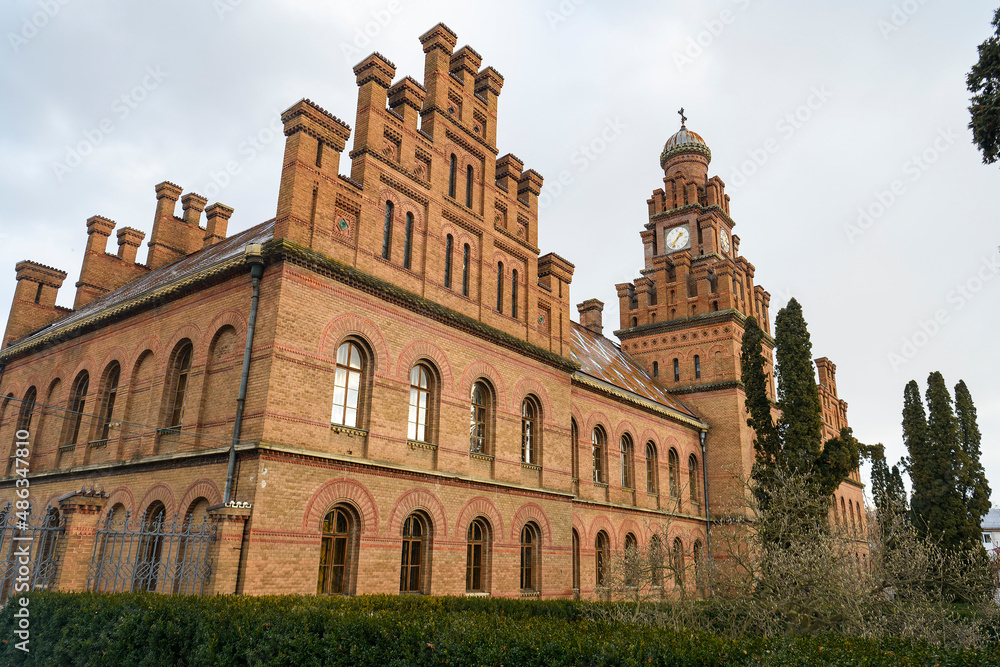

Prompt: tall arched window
[
  {"left": 689, "top": 454, "right": 700, "bottom": 506},
  {"left": 448, "top": 154, "right": 457, "bottom": 198},
  {"left": 511, "top": 269, "right": 519, "bottom": 319},
  {"left": 444, "top": 234, "right": 454, "bottom": 288},
  {"left": 673, "top": 358, "right": 680, "bottom": 382},
  {"left": 693, "top": 540, "right": 706, "bottom": 593},
  {"left": 645, "top": 441, "right": 658, "bottom": 494},
  {"left": 672, "top": 537, "right": 684, "bottom": 590},
  {"left": 403, "top": 212, "right": 414, "bottom": 269},
  {"left": 9, "top": 387, "right": 36, "bottom": 474},
  {"left": 521, "top": 396, "right": 539, "bottom": 464},
  {"left": 650, "top": 534, "right": 664, "bottom": 587},
  {"left": 136, "top": 501, "right": 167, "bottom": 592},
  {"left": 462, "top": 244, "right": 471, "bottom": 297},
  {"left": 332, "top": 341, "right": 365, "bottom": 428},
  {"left": 469, "top": 381, "right": 491, "bottom": 454},
  {"left": 520, "top": 522, "right": 539, "bottom": 591},
  {"left": 624, "top": 532, "right": 638, "bottom": 586},
  {"left": 400, "top": 513, "right": 428, "bottom": 593},
  {"left": 166, "top": 342, "right": 193, "bottom": 430},
  {"left": 694, "top": 355, "right": 701, "bottom": 379},
  {"left": 496, "top": 262, "right": 504, "bottom": 313},
  {"left": 407, "top": 364, "right": 432, "bottom": 442},
  {"left": 465, "top": 165, "right": 474, "bottom": 207},
  {"left": 64, "top": 371, "right": 90, "bottom": 446},
  {"left": 652, "top": 361, "right": 659, "bottom": 377},
  {"left": 571, "top": 528, "right": 581, "bottom": 591},
  {"left": 592, "top": 426, "right": 606, "bottom": 483},
  {"left": 466, "top": 517, "right": 489, "bottom": 592},
  {"left": 382, "top": 201, "right": 393, "bottom": 260},
  {"left": 318, "top": 505, "right": 356, "bottom": 595},
  {"left": 570, "top": 419, "right": 579, "bottom": 480},
  {"left": 621, "top": 433, "right": 634, "bottom": 488},
  {"left": 832, "top": 495, "right": 840, "bottom": 526},
  {"left": 668, "top": 448, "right": 680, "bottom": 498},
  {"left": 595, "top": 531, "right": 610, "bottom": 586},
  {"left": 96, "top": 362, "right": 120, "bottom": 442}
]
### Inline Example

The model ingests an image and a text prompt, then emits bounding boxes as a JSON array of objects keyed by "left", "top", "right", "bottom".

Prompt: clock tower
[{"left": 614, "top": 114, "right": 776, "bottom": 509}]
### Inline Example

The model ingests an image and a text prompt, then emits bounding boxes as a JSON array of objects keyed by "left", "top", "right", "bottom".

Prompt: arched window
[
  {"left": 621, "top": 433, "right": 634, "bottom": 488},
  {"left": 511, "top": 269, "right": 519, "bottom": 319},
  {"left": 520, "top": 522, "right": 539, "bottom": 591},
  {"left": 672, "top": 537, "right": 684, "bottom": 590},
  {"left": 668, "top": 448, "right": 680, "bottom": 499},
  {"left": 166, "top": 342, "right": 193, "bottom": 430},
  {"left": 570, "top": 419, "right": 579, "bottom": 480},
  {"left": 407, "top": 364, "right": 432, "bottom": 442},
  {"left": 466, "top": 164, "right": 474, "bottom": 207},
  {"left": 673, "top": 358, "right": 680, "bottom": 382},
  {"left": 8, "top": 387, "right": 36, "bottom": 474},
  {"left": 650, "top": 534, "right": 663, "bottom": 587},
  {"left": 332, "top": 341, "right": 365, "bottom": 428},
  {"left": 631, "top": 317, "right": 637, "bottom": 327},
  {"left": 693, "top": 540, "right": 706, "bottom": 593},
  {"left": 652, "top": 361, "right": 659, "bottom": 377},
  {"left": 496, "top": 262, "right": 504, "bottom": 313},
  {"left": 645, "top": 441, "right": 658, "bottom": 494},
  {"left": 462, "top": 244, "right": 471, "bottom": 297},
  {"left": 403, "top": 212, "right": 414, "bottom": 269},
  {"left": 694, "top": 355, "right": 701, "bottom": 380},
  {"left": 469, "top": 381, "right": 491, "bottom": 454},
  {"left": 96, "top": 362, "right": 120, "bottom": 442},
  {"left": 136, "top": 501, "right": 167, "bottom": 592},
  {"left": 624, "top": 532, "right": 638, "bottom": 586},
  {"left": 571, "top": 528, "right": 581, "bottom": 591},
  {"left": 595, "top": 531, "right": 610, "bottom": 586},
  {"left": 382, "top": 201, "right": 393, "bottom": 260},
  {"left": 832, "top": 495, "right": 840, "bottom": 525},
  {"left": 466, "top": 517, "right": 490, "bottom": 592},
  {"left": 65, "top": 371, "right": 90, "bottom": 445},
  {"left": 521, "top": 395, "right": 539, "bottom": 464},
  {"left": 689, "top": 454, "right": 700, "bottom": 506},
  {"left": 444, "top": 234, "right": 454, "bottom": 288},
  {"left": 840, "top": 497, "right": 847, "bottom": 529},
  {"left": 318, "top": 505, "right": 357, "bottom": 595},
  {"left": 448, "top": 154, "right": 457, "bottom": 198},
  {"left": 592, "top": 426, "right": 606, "bottom": 483},
  {"left": 400, "top": 513, "right": 428, "bottom": 593}
]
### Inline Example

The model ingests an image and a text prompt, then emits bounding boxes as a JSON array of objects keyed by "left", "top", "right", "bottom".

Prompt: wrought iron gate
[
  {"left": 88, "top": 507, "right": 216, "bottom": 595},
  {"left": 0, "top": 502, "right": 65, "bottom": 604}
]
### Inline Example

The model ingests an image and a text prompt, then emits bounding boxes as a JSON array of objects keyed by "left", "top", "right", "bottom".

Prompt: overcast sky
[{"left": 2, "top": 1, "right": 998, "bottom": 508}]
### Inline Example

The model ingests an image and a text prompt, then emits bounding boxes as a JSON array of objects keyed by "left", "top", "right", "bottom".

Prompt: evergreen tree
[
  {"left": 740, "top": 316, "right": 779, "bottom": 471},
  {"left": 773, "top": 299, "right": 824, "bottom": 475},
  {"left": 924, "top": 372, "right": 970, "bottom": 550},
  {"left": 967, "top": 7, "right": 1000, "bottom": 165},
  {"left": 954, "top": 380, "right": 992, "bottom": 545},
  {"left": 870, "top": 445, "right": 908, "bottom": 519},
  {"left": 901, "top": 380, "right": 930, "bottom": 526}
]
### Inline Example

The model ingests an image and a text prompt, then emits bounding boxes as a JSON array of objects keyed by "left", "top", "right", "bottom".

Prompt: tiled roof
[
  {"left": 982, "top": 508, "right": 1000, "bottom": 530},
  {"left": 4, "top": 221, "right": 275, "bottom": 353},
  {"left": 568, "top": 321, "right": 699, "bottom": 421}
]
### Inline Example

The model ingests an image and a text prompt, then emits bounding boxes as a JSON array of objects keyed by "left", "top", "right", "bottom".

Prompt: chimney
[
  {"left": 204, "top": 203, "right": 233, "bottom": 246},
  {"left": 3, "top": 261, "right": 69, "bottom": 348},
  {"left": 181, "top": 192, "right": 208, "bottom": 227},
  {"left": 116, "top": 227, "right": 145, "bottom": 263},
  {"left": 577, "top": 299, "right": 604, "bottom": 336}
]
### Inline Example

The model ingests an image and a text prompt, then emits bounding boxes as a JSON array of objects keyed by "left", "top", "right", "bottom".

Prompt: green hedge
[{"left": 0, "top": 592, "right": 997, "bottom": 666}]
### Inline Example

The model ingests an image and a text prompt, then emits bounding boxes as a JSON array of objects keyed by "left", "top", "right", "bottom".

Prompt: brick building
[{"left": 0, "top": 23, "right": 865, "bottom": 599}]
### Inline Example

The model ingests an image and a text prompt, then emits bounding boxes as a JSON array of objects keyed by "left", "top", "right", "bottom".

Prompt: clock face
[
  {"left": 665, "top": 226, "right": 690, "bottom": 250},
  {"left": 720, "top": 229, "right": 731, "bottom": 253}
]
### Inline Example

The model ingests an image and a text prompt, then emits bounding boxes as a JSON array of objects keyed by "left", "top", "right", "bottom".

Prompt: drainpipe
[
  {"left": 699, "top": 428, "right": 714, "bottom": 597},
  {"left": 224, "top": 244, "right": 265, "bottom": 505}
]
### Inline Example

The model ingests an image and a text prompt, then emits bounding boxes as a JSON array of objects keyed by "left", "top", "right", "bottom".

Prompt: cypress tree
[
  {"left": 902, "top": 379, "right": 931, "bottom": 532},
  {"left": 954, "top": 380, "right": 992, "bottom": 547},
  {"left": 773, "top": 299, "right": 824, "bottom": 476},
  {"left": 740, "top": 316, "right": 779, "bottom": 471}
]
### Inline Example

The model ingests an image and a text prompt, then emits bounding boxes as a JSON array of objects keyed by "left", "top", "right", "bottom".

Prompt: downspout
[
  {"left": 224, "top": 244, "right": 265, "bottom": 505},
  {"left": 699, "top": 428, "right": 714, "bottom": 597}
]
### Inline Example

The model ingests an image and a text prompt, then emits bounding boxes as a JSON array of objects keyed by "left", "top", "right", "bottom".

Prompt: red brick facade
[{"left": 0, "top": 23, "right": 864, "bottom": 600}]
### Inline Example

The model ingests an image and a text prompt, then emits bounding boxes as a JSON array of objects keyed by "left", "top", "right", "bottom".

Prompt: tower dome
[{"left": 660, "top": 108, "right": 711, "bottom": 180}]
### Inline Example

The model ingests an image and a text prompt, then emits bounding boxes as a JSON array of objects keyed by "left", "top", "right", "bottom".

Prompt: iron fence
[{"left": 0, "top": 502, "right": 65, "bottom": 604}]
